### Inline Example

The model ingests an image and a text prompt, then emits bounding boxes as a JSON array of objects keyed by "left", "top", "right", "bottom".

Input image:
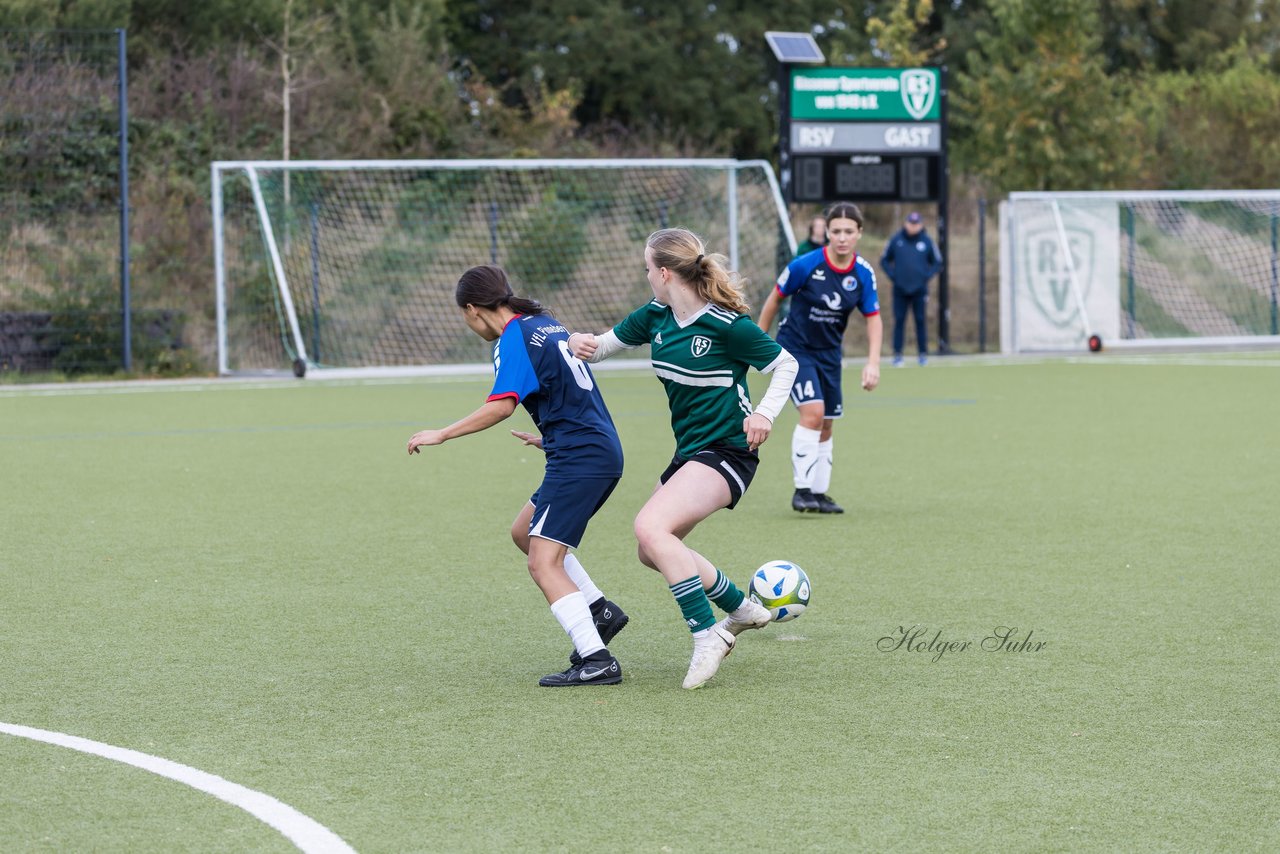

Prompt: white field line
[
  {"left": 0, "top": 722, "right": 355, "bottom": 854},
  {"left": 3, "top": 353, "right": 1280, "bottom": 399},
  {"left": 0, "top": 359, "right": 658, "bottom": 397}
]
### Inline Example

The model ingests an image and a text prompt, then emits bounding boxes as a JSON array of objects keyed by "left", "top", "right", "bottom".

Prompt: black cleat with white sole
[{"left": 538, "top": 654, "right": 622, "bottom": 687}]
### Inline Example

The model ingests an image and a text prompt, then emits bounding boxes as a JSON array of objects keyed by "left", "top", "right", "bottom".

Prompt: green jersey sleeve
[
  {"left": 613, "top": 300, "right": 660, "bottom": 346},
  {"left": 726, "top": 316, "right": 784, "bottom": 370}
]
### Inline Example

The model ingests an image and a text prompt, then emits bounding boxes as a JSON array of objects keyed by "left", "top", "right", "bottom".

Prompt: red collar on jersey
[{"left": 823, "top": 247, "right": 857, "bottom": 274}]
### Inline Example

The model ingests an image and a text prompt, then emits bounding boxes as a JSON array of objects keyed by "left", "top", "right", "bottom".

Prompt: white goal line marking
[{"left": 0, "top": 722, "right": 356, "bottom": 854}]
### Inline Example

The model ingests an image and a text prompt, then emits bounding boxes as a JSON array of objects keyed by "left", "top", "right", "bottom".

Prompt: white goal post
[
  {"left": 212, "top": 159, "right": 796, "bottom": 377},
  {"left": 1000, "top": 190, "right": 1280, "bottom": 353}
]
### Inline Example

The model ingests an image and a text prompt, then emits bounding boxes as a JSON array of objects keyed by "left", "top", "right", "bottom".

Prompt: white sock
[
  {"left": 549, "top": 591, "right": 605, "bottom": 658},
  {"left": 563, "top": 553, "right": 604, "bottom": 606},
  {"left": 812, "top": 438, "right": 834, "bottom": 494},
  {"left": 791, "top": 426, "right": 821, "bottom": 489}
]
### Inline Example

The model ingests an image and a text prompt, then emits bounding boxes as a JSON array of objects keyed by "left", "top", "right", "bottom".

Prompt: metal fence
[{"left": 0, "top": 29, "right": 134, "bottom": 375}]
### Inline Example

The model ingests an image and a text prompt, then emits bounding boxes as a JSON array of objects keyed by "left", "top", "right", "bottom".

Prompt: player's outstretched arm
[
  {"left": 407, "top": 397, "right": 519, "bottom": 454},
  {"left": 568, "top": 330, "right": 628, "bottom": 364}
]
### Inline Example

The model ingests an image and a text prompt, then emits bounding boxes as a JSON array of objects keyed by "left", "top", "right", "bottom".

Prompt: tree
[
  {"left": 0, "top": 0, "right": 128, "bottom": 29},
  {"left": 1125, "top": 45, "right": 1280, "bottom": 188},
  {"left": 446, "top": 1, "right": 865, "bottom": 157},
  {"left": 1099, "top": 0, "right": 1280, "bottom": 73},
  {"left": 826, "top": 0, "right": 942, "bottom": 66},
  {"left": 952, "top": 0, "right": 1140, "bottom": 192}
]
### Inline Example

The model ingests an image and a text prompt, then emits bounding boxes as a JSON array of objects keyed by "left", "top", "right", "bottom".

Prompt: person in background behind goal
[
  {"left": 794, "top": 213, "right": 827, "bottom": 258},
  {"left": 569, "top": 227, "right": 798, "bottom": 690},
  {"left": 880, "top": 211, "right": 942, "bottom": 367},
  {"left": 757, "top": 200, "right": 882, "bottom": 515},
  {"left": 407, "top": 265, "right": 629, "bottom": 687}
]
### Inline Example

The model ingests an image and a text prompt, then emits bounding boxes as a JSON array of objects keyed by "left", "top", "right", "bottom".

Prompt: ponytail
[
  {"left": 647, "top": 228, "right": 751, "bottom": 315},
  {"left": 455, "top": 265, "right": 550, "bottom": 316},
  {"left": 506, "top": 295, "right": 548, "bottom": 316}
]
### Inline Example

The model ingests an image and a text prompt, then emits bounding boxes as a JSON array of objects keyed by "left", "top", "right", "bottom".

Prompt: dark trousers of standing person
[{"left": 892, "top": 287, "right": 928, "bottom": 357}]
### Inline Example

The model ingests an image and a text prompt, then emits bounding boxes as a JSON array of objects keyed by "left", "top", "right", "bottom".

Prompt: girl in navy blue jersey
[
  {"left": 407, "top": 265, "right": 628, "bottom": 687},
  {"left": 758, "top": 201, "right": 882, "bottom": 515}
]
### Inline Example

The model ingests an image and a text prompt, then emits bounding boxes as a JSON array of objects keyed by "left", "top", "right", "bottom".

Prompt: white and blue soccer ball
[{"left": 748, "top": 560, "right": 810, "bottom": 623}]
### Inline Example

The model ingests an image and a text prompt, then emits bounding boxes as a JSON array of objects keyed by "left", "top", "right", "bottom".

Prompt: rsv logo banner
[
  {"left": 1026, "top": 227, "right": 1095, "bottom": 329},
  {"left": 901, "top": 69, "right": 936, "bottom": 121},
  {"left": 1012, "top": 200, "right": 1120, "bottom": 350}
]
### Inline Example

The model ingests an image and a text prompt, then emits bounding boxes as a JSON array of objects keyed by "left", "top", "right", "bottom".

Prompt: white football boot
[
  {"left": 682, "top": 625, "right": 736, "bottom": 689},
  {"left": 716, "top": 598, "right": 772, "bottom": 637}
]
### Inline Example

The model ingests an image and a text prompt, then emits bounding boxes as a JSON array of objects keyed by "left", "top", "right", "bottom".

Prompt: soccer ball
[{"left": 748, "top": 560, "right": 810, "bottom": 623}]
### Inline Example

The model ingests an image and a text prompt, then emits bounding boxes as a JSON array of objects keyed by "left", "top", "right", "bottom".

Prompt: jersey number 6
[{"left": 558, "top": 340, "right": 595, "bottom": 391}]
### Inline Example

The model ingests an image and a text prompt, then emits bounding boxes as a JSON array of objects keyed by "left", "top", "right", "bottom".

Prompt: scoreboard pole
[
  {"left": 777, "top": 61, "right": 792, "bottom": 221},
  {"left": 937, "top": 66, "right": 950, "bottom": 354}
]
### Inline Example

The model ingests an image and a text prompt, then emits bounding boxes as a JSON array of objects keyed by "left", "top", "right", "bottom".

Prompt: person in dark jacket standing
[{"left": 880, "top": 211, "right": 942, "bottom": 366}]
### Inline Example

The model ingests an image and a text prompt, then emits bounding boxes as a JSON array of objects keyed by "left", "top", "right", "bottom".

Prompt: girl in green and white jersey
[{"left": 570, "top": 227, "right": 798, "bottom": 689}]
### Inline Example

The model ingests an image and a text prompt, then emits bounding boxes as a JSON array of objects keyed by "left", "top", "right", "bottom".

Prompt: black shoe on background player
[
  {"left": 539, "top": 653, "right": 622, "bottom": 687},
  {"left": 792, "top": 488, "right": 820, "bottom": 513},
  {"left": 813, "top": 493, "right": 844, "bottom": 514}
]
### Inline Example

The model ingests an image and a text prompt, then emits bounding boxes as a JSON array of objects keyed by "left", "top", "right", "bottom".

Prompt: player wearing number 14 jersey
[
  {"left": 406, "top": 265, "right": 628, "bottom": 688},
  {"left": 758, "top": 201, "right": 882, "bottom": 515},
  {"left": 570, "top": 228, "right": 799, "bottom": 690}
]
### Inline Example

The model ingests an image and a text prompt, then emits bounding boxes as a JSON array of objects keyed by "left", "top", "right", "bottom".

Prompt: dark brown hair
[
  {"left": 455, "top": 265, "right": 549, "bottom": 316},
  {"left": 823, "top": 201, "right": 864, "bottom": 228}
]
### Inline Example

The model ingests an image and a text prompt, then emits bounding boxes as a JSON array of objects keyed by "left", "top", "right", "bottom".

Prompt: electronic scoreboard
[{"left": 780, "top": 66, "right": 945, "bottom": 205}]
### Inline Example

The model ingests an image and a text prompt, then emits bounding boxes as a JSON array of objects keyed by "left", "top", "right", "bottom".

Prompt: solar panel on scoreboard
[{"left": 764, "top": 31, "right": 824, "bottom": 64}]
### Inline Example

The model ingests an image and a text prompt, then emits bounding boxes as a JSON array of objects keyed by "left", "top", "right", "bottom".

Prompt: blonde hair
[{"left": 646, "top": 227, "right": 751, "bottom": 314}]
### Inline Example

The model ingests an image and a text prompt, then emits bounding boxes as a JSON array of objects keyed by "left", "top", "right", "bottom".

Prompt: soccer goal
[
  {"left": 999, "top": 191, "right": 1280, "bottom": 353},
  {"left": 212, "top": 159, "right": 796, "bottom": 376}
]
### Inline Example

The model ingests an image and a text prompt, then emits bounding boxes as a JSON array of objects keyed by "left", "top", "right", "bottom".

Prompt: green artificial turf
[{"left": 1, "top": 356, "right": 1277, "bottom": 851}]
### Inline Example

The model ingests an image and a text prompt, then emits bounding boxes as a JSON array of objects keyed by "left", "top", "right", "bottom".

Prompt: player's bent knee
[
  {"left": 635, "top": 543, "right": 659, "bottom": 570},
  {"left": 798, "top": 410, "right": 824, "bottom": 429},
  {"left": 526, "top": 555, "right": 557, "bottom": 585},
  {"left": 633, "top": 514, "right": 663, "bottom": 551},
  {"left": 510, "top": 524, "right": 530, "bottom": 554}
]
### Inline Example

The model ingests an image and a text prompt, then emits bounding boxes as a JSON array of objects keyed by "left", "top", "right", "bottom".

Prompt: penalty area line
[{"left": 0, "top": 722, "right": 355, "bottom": 854}]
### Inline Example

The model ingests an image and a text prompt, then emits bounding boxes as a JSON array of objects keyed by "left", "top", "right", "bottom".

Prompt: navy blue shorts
[
  {"left": 659, "top": 444, "right": 760, "bottom": 510},
  {"left": 789, "top": 352, "right": 843, "bottom": 419},
  {"left": 527, "top": 476, "right": 619, "bottom": 549}
]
